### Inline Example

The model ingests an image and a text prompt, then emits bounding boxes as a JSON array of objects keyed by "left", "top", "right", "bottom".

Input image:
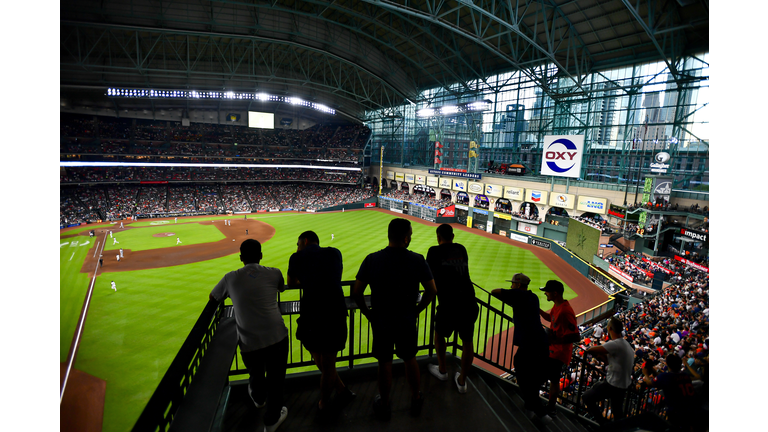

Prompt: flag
[
  {"left": 435, "top": 141, "right": 443, "bottom": 148},
  {"left": 434, "top": 157, "right": 442, "bottom": 164}
]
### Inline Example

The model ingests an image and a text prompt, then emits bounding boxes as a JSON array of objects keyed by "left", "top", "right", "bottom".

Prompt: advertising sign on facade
[
  {"left": 415, "top": 175, "right": 426, "bottom": 185},
  {"left": 503, "top": 186, "right": 524, "bottom": 201},
  {"left": 674, "top": 255, "right": 709, "bottom": 273},
  {"left": 510, "top": 233, "right": 529, "bottom": 243},
  {"left": 530, "top": 238, "right": 551, "bottom": 249},
  {"left": 610, "top": 265, "right": 634, "bottom": 282},
  {"left": 576, "top": 196, "right": 608, "bottom": 214},
  {"left": 548, "top": 193, "right": 575, "bottom": 209},
  {"left": 405, "top": 174, "right": 415, "bottom": 183},
  {"left": 438, "top": 205, "right": 456, "bottom": 217},
  {"left": 680, "top": 228, "right": 708, "bottom": 243},
  {"left": 364, "top": 202, "right": 376, "bottom": 208},
  {"left": 395, "top": 172, "right": 405, "bottom": 181},
  {"left": 427, "top": 176, "right": 439, "bottom": 187},
  {"left": 485, "top": 184, "right": 503, "bottom": 197},
  {"left": 452, "top": 180, "right": 467, "bottom": 191},
  {"left": 494, "top": 213, "right": 512, "bottom": 220},
  {"left": 540, "top": 135, "right": 585, "bottom": 178},
  {"left": 518, "top": 222, "right": 539, "bottom": 235},
  {"left": 468, "top": 181, "right": 484, "bottom": 194},
  {"left": 428, "top": 169, "right": 482, "bottom": 180},
  {"left": 439, "top": 177, "right": 453, "bottom": 189},
  {"left": 455, "top": 204, "right": 469, "bottom": 210},
  {"left": 386, "top": 171, "right": 395, "bottom": 180},
  {"left": 525, "top": 189, "right": 548, "bottom": 204}
]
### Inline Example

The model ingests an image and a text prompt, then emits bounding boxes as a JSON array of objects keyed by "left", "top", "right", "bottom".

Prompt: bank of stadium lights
[
  {"left": 416, "top": 100, "right": 492, "bottom": 117},
  {"left": 105, "top": 88, "right": 335, "bottom": 115}
]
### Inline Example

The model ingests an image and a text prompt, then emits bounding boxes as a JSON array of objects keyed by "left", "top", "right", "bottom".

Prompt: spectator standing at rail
[
  {"left": 491, "top": 274, "right": 552, "bottom": 424},
  {"left": 426, "top": 224, "right": 479, "bottom": 394},
  {"left": 287, "top": 231, "right": 355, "bottom": 420},
  {"left": 352, "top": 218, "right": 437, "bottom": 421},
  {"left": 209, "top": 239, "right": 289, "bottom": 432},
  {"left": 583, "top": 317, "right": 635, "bottom": 425},
  {"left": 538, "top": 280, "right": 579, "bottom": 416}
]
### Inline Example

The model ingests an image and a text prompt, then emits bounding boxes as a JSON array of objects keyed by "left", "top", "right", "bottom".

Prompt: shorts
[
  {"left": 434, "top": 304, "right": 479, "bottom": 341},
  {"left": 296, "top": 315, "right": 348, "bottom": 354},
  {"left": 371, "top": 313, "right": 418, "bottom": 362},
  {"left": 544, "top": 356, "right": 567, "bottom": 382}
]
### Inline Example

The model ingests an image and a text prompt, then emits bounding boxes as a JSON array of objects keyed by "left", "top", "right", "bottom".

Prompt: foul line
[
  {"left": 69, "top": 252, "right": 75, "bottom": 261},
  {"left": 60, "top": 231, "right": 107, "bottom": 404},
  {"left": 93, "top": 241, "right": 100, "bottom": 258}
]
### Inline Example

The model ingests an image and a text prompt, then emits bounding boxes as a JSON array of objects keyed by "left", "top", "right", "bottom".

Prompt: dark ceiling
[{"left": 60, "top": 0, "right": 709, "bottom": 123}]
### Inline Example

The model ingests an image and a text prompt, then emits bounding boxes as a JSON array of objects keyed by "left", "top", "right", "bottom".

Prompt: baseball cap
[
  {"left": 540, "top": 280, "right": 564, "bottom": 294},
  {"left": 505, "top": 273, "right": 531, "bottom": 285}
]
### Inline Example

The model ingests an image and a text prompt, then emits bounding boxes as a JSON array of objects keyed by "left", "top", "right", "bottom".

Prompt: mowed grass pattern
[{"left": 68, "top": 210, "right": 577, "bottom": 432}]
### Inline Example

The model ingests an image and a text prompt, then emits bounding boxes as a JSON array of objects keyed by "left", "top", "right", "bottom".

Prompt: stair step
[{"left": 473, "top": 371, "right": 539, "bottom": 432}]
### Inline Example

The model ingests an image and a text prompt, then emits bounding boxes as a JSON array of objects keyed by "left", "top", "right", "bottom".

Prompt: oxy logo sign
[{"left": 540, "top": 135, "right": 585, "bottom": 178}]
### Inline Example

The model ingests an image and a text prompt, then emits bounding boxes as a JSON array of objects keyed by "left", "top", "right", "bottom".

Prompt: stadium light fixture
[
  {"left": 106, "top": 87, "right": 336, "bottom": 115},
  {"left": 416, "top": 99, "right": 492, "bottom": 118}
]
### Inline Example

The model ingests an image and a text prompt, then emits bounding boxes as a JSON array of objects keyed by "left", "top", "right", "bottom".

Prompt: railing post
[{"left": 348, "top": 309, "right": 355, "bottom": 370}]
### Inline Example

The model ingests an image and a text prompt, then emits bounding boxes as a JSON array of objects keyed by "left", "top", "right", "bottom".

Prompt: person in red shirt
[{"left": 539, "top": 280, "right": 580, "bottom": 416}]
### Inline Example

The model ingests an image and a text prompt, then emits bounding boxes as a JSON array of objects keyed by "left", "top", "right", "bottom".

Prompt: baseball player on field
[
  {"left": 176, "top": 237, "right": 182, "bottom": 245},
  {"left": 111, "top": 281, "right": 117, "bottom": 291}
]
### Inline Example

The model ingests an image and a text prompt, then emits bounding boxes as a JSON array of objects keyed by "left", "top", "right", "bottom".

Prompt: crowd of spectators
[
  {"left": 60, "top": 114, "right": 370, "bottom": 163},
  {"left": 106, "top": 186, "right": 139, "bottom": 220},
  {"left": 535, "top": 258, "right": 709, "bottom": 427},
  {"left": 196, "top": 185, "right": 222, "bottom": 213},
  {"left": 168, "top": 186, "right": 197, "bottom": 213},
  {"left": 572, "top": 215, "right": 613, "bottom": 235},
  {"left": 380, "top": 190, "right": 451, "bottom": 209},
  {"left": 60, "top": 166, "right": 363, "bottom": 184},
  {"left": 136, "top": 187, "right": 168, "bottom": 214},
  {"left": 493, "top": 205, "right": 541, "bottom": 222}
]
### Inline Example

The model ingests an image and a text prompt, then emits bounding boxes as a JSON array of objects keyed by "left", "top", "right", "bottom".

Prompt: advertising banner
[
  {"left": 455, "top": 204, "right": 469, "bottom": 210},
  {"left": 518, "top": 222, "right": 539, "bottom": 235},
  {"left": 485, "top": 184, "right": 503, "bottom": 197},
  {"left": 510, "top": 233, "right": 529, "bottom": 243},
  {"left": 499, "top": 230, "right": 507, "bottom": 237},
  {"left": 680, "top": 228, "right": 708, "bottom": 243},
  {"left": 415, "top": 175, "right": 426, "bottom": 185},
  {"left": 650, "top": 152, "right": 671, "bottom": 174},
  {"left": 610, "top": 265, "right": 634, "bottom": 282},
  {"left": 626, "top": 260, "right": 654, "bottom": 278},
  {"left": 674, "top": 255, "right": 710, "bottom": 273},
  {"left": 386, "top": 171, "right": 395, "bottom": 180},
  {"left": 438, "top": 205, "right": 456, "bottom": 217},
  {"left": 540, "top": 135, "right": 585, "bottom": 178},
  {"left": 257, "top": 210, "right": 267, "bottom": 213},
  {"left": 494, "top": 213, "right": 512, "bottom": 220},
  {"left": 428, "top": 169, "right": 482, "bottom": 180},
  {"left": 525, "top": 189, "right": 548, "bottom": 204},
  {"left": 364, "top": 202, "right": 376, "bottom": 208},
  {"left": 405, "top": 174, "right": 415, "bottom": 183},
  {"left": 395, "top": 172, "right": 405, "bottom": 181},
  {"left": 468, "top": 181, "right": 484, "bottom": 194},
  {"left": 427, "top": 176, "right": 439, "bottom": 187},
  {"left": 486, "top": 221, "right": 493, "bottom": 233},
  {"left": 530, "top": 238, "right": 551, "bottom": 249},
  {"left": 548, "top": 192, "right": 575, "bottom": 209},
  {"left": 452, "top": 179, "right": 467, "bottom": 192},
  {"left": 472, "top": 208, "right": 489, "bottom": 215},
  {"left": 504, "top": 186, "right": 524, "bottom": 201},
  {"left": 439, "top": 177, "right": 453, "bottom": 189},
  {"left": 576, "top": 196, "right": 608, "bottom": 214},
  {"left": 467, "top": 216, "right": 473, "bottom": 228},
  {"left": 608, "top": 204, "right": 626, "bottom": 219}
]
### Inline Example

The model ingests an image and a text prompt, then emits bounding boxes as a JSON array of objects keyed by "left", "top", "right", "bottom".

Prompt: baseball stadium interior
[{"left": 59, "top": 1, "right": 711, "bottom": 432}]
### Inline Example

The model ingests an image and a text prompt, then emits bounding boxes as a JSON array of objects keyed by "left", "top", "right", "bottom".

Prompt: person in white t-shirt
[
  {"left": 111, "top": 281, "right": 116, "bottom": 291},
  {"left": 209, "top": 239, "right": 288, "bottom": 432},
  {"left": 583, "top": 317, "right": 634, "bottom": 424},
  {"left": 593, "top": 323, "right": 604, "bottom": 340}
]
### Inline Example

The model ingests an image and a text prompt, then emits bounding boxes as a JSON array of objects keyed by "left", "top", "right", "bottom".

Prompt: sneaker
[
  {"left": 373, "top": 395, "right": 391, "bottom": 421},
  {"left": 248, "top": 384, "right": 266, "bottom": 408},
  {"left": 264, "top": 406, "right": 287, "bottom": 432},
  {"left": 454, "top": 372, "right": 468, "bottom": 394},
  {"left": 409, "top": 392, "right": 424, "bottom": 417},
  {"left": 428, "top": 364, "right": 449, "bottom": 381}
]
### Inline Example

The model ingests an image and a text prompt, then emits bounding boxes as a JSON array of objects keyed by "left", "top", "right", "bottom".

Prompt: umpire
[
  {"left": 426, "top": 224, "right": 479, "bottom": 394},
  {"left": 287, "top": 230, "right": 354, "bottom": 416}
]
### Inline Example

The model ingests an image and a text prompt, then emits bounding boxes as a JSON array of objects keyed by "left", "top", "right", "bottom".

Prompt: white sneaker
[
  {"left": 454, "top": 372, "right": 468, "bottom": 394},
  {"left": 264, "top": 406, "right": 287, "bottom": 432},
  {"left": 428, "top": 364, "right": 449, "bottom": 381}
]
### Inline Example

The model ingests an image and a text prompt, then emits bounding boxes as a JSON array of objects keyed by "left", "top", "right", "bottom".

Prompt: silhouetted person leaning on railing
[
  {"left": 287, "top": 230, "right": 355, "bottom": 422},
  {"left": 209, "top": 239, "right": 289, "bottom": 432},
  {"left": 352, "top": 218, "right": 437, "bottom": 421}
]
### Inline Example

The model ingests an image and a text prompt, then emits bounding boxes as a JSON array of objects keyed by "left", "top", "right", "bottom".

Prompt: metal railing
[{"left": 133, "top": 281, "right": 668, "bottom": 431}]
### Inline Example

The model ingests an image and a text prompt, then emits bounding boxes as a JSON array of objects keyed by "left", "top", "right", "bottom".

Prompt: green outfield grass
[
  {"left": 60, "top": 223, "right": 114, "bottom": 237},
  {"left": 128, "top": 215, "right": 237, "bottom": 227},
  {"left": 60, "top": 239, "right": 99, "bottom": 362},
  {"left": 64, "top": 210, "right": 578, "bottom": 432},
  {"left": 102, "top": 223, "right": 226, "bottom": 252}
]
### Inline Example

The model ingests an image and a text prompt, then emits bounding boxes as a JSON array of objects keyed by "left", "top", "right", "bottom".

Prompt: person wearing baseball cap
[
  {"left": 491, "top": 273, "right": 552, "bottom": 424},
  {"left": 538, "top": 280, "right": 579, "bottom": 417}
]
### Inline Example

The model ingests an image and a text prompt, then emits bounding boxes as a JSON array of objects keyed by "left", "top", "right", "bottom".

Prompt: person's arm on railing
[
  {"left": 416, "top": 279, "right": 437, "bottom": 315},
  {"left": 585, "top": 345, "right": 608, "bottom": 362}
]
